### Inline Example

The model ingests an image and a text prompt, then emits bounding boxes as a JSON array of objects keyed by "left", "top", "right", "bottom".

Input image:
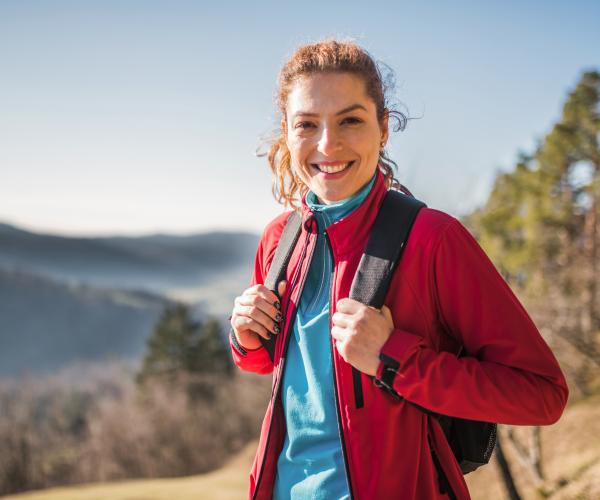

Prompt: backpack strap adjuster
[{"left": 373, "top": 353, "right": 402, "bottom": 401}]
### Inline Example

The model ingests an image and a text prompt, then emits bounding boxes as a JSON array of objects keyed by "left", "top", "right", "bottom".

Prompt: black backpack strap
[
  {"left": 349, "top": 189, "right": 426, "bottom": 308},
  {"left": 351, "top": 191, "right": 496, "bottom": 476},
  {"left": 348, "top": 189, "right": 426, "bottom": 410},
  {"left": 260, "top": 210, "right": 302, "bottom": 361}
]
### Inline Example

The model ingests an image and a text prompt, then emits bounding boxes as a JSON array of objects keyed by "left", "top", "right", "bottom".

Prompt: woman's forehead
[{"left": 286, "top": 72, "right": 374, "bottom": 116}]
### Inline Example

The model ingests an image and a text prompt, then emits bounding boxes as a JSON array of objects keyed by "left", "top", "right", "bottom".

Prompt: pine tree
[
  {"left": 467, "top": 70, "right": 600, "bottom": 377},
  {"left": 465, "top": 69, "right": 599, "bottom": 498},
  {"left": 136, "top": 303, "right": 232, "bottom": 387}
]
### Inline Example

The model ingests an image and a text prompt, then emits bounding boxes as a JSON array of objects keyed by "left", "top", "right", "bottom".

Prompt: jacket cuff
[
  {"left": 379, "top": 328, "right": 423, "bottom": 364},
  {"left": 374, "top": 329, "right": 424, "bottom": 398}
]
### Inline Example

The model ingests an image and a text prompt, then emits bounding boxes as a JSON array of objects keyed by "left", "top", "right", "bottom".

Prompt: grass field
[
  {"left": 3, "top": 395, "right": 600, "bottom": 500},
  {"left": 0, "top": 441, "right": 256, "bottom": 500}
]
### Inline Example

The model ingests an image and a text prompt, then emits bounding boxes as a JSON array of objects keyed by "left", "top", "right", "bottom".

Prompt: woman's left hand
[{"left": 331, "top": 298, "right": 395, "bottom": 376}]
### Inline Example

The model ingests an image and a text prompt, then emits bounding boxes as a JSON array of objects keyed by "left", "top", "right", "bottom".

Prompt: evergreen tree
[
  {"left": 465, "top": 68, "right": 599, "bottom": 496},
  {"left": 136, "top": 303, "right": 232, "bottom": 387},
  {"left": 467, "top": 69, "right": 600, "bottom": 380}
]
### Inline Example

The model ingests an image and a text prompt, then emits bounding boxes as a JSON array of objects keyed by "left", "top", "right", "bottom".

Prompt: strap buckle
[{"left": 373, "top": 364, "right": 403, "bottom": 401}]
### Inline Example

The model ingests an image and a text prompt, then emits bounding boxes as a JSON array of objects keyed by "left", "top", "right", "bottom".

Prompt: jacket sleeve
[
  {"left": 376, "top": 217, "right": 569, "bottom": 425},
  {"left": 228, "top": 228, "right": 275, "bottom": 376}
]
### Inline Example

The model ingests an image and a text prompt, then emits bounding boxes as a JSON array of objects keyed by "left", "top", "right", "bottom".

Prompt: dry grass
[
  {"left": 3, "top": 394, "right": 599, "bottom": 500},
  {"left": 466, "top": 393, "right": 600, "bottom": 499},
  {"left": 0, "top": 363, "right": 271, "bottom": 497},
  {"left": 0, "top": 441, "right": 257, "bottom": 500}
]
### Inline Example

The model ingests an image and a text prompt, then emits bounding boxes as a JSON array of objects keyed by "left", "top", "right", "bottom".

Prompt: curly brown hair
[{"left": 263, "top": 39, "right": 410, "bottom": 209}]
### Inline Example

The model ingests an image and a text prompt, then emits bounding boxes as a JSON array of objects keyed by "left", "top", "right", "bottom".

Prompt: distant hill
[
  {"left": 0, "top": 222, "right": 259, "bottom": 293},
  {"left": 0, "top": 222, "right": 262, "bottom": 377},
  {"left": 0, "top": 268, "right": 172, "bottom": 376}
]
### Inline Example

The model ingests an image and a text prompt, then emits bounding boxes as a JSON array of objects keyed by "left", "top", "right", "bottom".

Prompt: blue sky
[{"left": 1, "top": 0, "right": 599, "bottom": 236}]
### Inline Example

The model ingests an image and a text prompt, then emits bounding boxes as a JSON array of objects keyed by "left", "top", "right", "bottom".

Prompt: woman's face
[{"left": 284, "top": 72, "right": 388, "bottom": 204}]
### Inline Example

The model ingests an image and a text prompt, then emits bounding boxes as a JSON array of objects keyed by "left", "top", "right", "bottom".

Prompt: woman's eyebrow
[
  {"left": 293, "top": 103, "right": 368, "bottom": 118},
  {"left": 335, "top": 103, "right": 368, "bottom": 115}
]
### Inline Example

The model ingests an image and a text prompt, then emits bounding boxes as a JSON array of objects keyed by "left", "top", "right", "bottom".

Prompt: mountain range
[{"left": 0, "top": 222, "right": 260, "bottom": 377}]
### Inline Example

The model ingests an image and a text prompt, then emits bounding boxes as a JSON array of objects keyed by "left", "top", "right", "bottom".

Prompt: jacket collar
[{"left": 299, "top": 169, "right": 388, "bottom": 258}]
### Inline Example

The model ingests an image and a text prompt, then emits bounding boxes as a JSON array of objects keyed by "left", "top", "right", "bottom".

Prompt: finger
[
  {"left": 334, "top": 338, "right": 348, "bottom": 361},
  {"left": 332, "top": 311, "right": 353, "bottom": 328},
  {"left": 244, "top": 285, "right": 281, "bottom": 312},
  {"left": 236, "top": 303, "right": 281, "bottom": 335},
  {"left": 336, "top": 297, "right": 362, "bottom": 314},
  {"left": 331, "top": 325, "right": 348, "bottom": 342},
  {"left": 277, "top": 280, "right": 287, "bottom": 300},
  {"left": 232, "top": 315, "right": 272, "bottom": 340},
  {"left": 237, "top": 294, "right": 281, "bottom": 323}
]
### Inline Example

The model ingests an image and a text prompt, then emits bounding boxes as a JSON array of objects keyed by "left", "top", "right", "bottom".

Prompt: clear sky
[{"left": 1, "top": 0, "right": 599, "bottom": 236}]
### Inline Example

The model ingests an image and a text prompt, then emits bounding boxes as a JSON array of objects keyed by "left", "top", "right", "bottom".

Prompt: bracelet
[{"left": 229, "top": 328, "right": 248, "bottom": 356}]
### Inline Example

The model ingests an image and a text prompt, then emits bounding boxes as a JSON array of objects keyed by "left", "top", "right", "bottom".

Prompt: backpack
[{"left": 261, "top": 189, "right": 496, "bottom": 474}]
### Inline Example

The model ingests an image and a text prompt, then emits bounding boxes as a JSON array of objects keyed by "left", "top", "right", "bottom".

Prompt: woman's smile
[{"left": 311, "top": 160, "right": 355, "bottom": 175}]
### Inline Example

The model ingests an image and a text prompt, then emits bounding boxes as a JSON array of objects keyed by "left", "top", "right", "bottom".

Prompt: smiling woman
[
  {"left": 266, "top": 40, "right": 409, "bottom": 209},
  {"left": 283, "top": 72, "right": 388, "bottom": 203},
  {"left": 228, "top": 39, "right": 568, "bottom": 500}
]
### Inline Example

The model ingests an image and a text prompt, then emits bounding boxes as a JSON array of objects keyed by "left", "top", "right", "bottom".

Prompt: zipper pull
[{"left": 303, "top": 214, "right": 317, "bottom": 233}]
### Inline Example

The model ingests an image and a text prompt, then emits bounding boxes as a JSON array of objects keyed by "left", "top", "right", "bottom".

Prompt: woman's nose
[{"left": 317, "top": 127, "right": 341, "bottom": 154}]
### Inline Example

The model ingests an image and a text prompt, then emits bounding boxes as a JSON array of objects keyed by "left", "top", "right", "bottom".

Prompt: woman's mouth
[{"left": 311, "top": 161, "right": 355, "bottom": 175}]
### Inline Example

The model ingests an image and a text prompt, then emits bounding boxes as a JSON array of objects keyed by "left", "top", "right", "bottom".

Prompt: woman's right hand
[{"left": 231, "top": 280, "right": 287, "bottom": 350}]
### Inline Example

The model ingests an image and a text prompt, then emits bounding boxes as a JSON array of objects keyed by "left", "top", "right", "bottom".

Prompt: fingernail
[
  {"left": 275, "top": 312, "right": 283, "bottom": 322},
  {"left": 273, "top": 323, "right": 280, "bottom": 334},
  {"left": 274, "top": 301, "right": 280, "bottom": 310}
]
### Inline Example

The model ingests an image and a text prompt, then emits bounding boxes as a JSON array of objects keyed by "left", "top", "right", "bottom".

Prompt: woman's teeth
[{"left": 314, "top": 162, "right": 353, "bottom": 173}]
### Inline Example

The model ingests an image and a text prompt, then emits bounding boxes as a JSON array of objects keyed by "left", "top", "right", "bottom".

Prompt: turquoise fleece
[{"left": 273, "top": 172, "right": 377, "bottom": 500}]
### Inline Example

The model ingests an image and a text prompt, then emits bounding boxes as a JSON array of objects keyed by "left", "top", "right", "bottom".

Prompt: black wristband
[{"left": 229, "top": 328, "right": 248, "bottom": 356}]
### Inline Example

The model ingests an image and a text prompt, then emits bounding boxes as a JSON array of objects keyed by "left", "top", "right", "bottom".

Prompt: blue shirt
[{"left": 273, "top": 173, "right": 377, "bottom": 500}]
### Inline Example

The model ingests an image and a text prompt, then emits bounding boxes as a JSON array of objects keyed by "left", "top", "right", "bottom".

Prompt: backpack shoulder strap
[
  {"left": 260, "top": 210, "right": 302, "bottom": 360},
  {"left": 349, "top": 190, "right": 426, "bottom": 308},
  {"left": 263, "top": 210, "right": 302, "bottom": 290}
]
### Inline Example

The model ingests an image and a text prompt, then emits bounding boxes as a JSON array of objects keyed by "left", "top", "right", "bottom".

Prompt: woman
[{"left": 229, "top": 40, "right": 568, "bottom": 500}]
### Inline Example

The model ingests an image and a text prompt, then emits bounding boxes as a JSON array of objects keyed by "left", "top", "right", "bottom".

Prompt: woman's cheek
[
  {"left": 296, "top": 142, "right": 313, "bottom": 165},
  {"left": 289, "top": 135, "right": 306, "bottom": 155}
]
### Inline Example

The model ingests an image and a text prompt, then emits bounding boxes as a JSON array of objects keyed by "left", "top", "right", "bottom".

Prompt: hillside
[
  {"left": 465, "top": 394, "right": 600, "bottom": 499},
  {"left": 2, "top": 394, "right": 599, "bottom": 500},
  {"left": 0, "top": 268, "right": 170, "bottom": 376},
  {"left": 0, "top": 222, "right": 258, "bottom": 294},
  {"left": 0, "top": 222, "right": 260, "bottom": 376}
]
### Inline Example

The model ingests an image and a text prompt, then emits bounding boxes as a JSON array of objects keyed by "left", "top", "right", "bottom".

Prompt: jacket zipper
[
  {"left": 428, "top": 434, "right": 458, "bottom": 500},
  {"left": 325, "top": 231, "right": 355, "bottom": 500},
  {"left": 352, "top": 368, "right": 364, "bottom": 409},
  {"left": 252, "top": 216, "right": 318, "bottom": 500}
]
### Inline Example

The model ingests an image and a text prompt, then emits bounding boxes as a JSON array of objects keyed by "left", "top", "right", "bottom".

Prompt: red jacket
[{"left": 229, "top": 170, "right": 568, "bottom": 500}]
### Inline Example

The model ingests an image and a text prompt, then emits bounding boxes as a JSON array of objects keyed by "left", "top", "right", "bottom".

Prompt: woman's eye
[
  {"left": 295, "top": 121, "right": 316, "bottom": 129},
  {"left": 341, "top": 116, "right": 362, "bottom": 125}
]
